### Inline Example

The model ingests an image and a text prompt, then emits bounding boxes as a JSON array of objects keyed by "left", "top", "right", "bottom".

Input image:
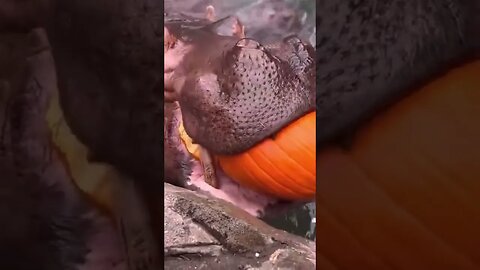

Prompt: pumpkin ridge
[
  {"left": 274, "top": 112, "right": 316, "bottom": 176},
  {"left": 250, "top": 144, "right": 314, "bottom": 196},
  {"left": 241, "top": 151, "right": 302, "bottom": 198},
  {"left": 276, "top": 128, "right": 315, "bottom": 164},
  {"left": 220, "top": 153, "right": 267, "bottom": 192},
  {"left": 270, "top": 138, "right": 316, "bottom": 180},
  {"left": 255, "top": 141, "right": 314, "bottom": 193}
]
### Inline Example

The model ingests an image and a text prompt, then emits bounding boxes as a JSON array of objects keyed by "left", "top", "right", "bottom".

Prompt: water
[{"left": 263, "top": 202, "right": 316, "bottom": 241}]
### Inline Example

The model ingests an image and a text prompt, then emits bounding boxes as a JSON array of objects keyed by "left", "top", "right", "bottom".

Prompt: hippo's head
[{"left": 164, "top": 15, "right": 315, "bottom": 155}]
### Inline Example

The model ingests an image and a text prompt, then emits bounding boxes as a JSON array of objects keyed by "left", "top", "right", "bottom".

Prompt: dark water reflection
[{"left": 263, "top": 202, "right": 316, "bottom": 241}]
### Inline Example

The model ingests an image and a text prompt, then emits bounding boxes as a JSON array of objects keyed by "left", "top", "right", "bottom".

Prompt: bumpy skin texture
[
  {"left": 166, "top": 17, "right": 315, "bottom": 155},
  {"left": 315, "top": 0, "right": 480, "bottom": 148}
]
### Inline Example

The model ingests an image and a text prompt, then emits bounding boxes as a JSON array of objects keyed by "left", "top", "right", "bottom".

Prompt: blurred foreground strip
[{"left": 317, "top": 61, "right": 480, "bottom": 269}]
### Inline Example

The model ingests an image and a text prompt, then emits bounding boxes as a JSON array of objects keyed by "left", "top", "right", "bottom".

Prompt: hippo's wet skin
[{"left": 164, "top": 14, "right": 315, "bottom": 155}]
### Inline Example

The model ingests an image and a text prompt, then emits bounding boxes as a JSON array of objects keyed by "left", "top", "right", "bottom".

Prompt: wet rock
[{"left": 164, "top": 183, "right": 316, "bottom": 270}]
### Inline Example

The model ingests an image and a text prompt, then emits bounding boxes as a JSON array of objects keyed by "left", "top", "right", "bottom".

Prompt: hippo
[
  {"left": 164, "top": 7, "right": 315, "bottom": 211},
  {"left": 164, "top": 11, "right": 316, "bottom": 155},
  {"left": 164, "top": 7, "right": 315, "bottom": 191}
]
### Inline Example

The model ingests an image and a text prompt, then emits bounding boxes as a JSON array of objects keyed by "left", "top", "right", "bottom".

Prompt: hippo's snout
[{"left": 164, "top": 15, "right": 315, "bottom": 155}]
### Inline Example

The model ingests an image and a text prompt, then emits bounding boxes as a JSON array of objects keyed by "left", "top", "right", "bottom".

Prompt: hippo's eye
[
  {"left": 235, "top": 38, "right": 265, "bottom": 51},
  {"left": 167, "top": 41, "right": 178, "bottom": 51}
]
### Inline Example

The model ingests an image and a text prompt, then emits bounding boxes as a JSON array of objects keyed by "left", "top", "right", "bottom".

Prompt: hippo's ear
[
  {"left": 235, "top": 38, "right": 265, "bottom": 50},
  {"left": 205, "top": 16, "right": 245, "bottom": 39},
  {"left": 205, "top": 5, "right": 216, "bottom": 22},
  {"left": 281, "top": 35, "right": 315, "bottom": 87}
]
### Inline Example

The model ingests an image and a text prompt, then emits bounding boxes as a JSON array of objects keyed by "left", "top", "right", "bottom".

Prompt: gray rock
[{"left": 164, "top": 183, "right": 316, "bottom": 270}]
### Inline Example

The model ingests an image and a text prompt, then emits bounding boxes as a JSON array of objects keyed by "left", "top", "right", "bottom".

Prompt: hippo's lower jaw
[
  {"left": 186, "top": 156, "right": 282, "bottom": 217},
  {"left": 167, "top": 106, "right": 283, "bottom": 217}
]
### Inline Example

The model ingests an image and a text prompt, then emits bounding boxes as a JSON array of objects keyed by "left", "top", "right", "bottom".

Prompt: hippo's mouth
[{"left": 166, "top": 105, "right": 283, "bottom": 217}]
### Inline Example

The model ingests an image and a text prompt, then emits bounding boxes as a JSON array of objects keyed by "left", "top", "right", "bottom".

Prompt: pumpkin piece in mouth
[{"left": 178, "top": 121, "right": 219, "bottom": 188}]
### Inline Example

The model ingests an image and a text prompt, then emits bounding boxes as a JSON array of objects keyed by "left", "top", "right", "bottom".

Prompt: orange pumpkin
[
  {"left": 317, "top": 60, "right": 480, "bottom": 269},
  {"left": 179, "top": 111, "right": 316, "bottom": 200}
]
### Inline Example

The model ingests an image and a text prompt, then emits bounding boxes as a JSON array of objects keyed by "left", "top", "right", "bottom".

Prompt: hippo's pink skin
[
  {"left": 166, "top": 105, "right": 281, "bottom": 217},
  {"left": 164, "top": 26, "right": 192, "bottom": 102}
]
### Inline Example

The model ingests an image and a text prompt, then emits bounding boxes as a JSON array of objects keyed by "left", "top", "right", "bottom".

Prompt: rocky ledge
[{"left": 164, "top": 183, "right": 316, "bottom": 270}]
